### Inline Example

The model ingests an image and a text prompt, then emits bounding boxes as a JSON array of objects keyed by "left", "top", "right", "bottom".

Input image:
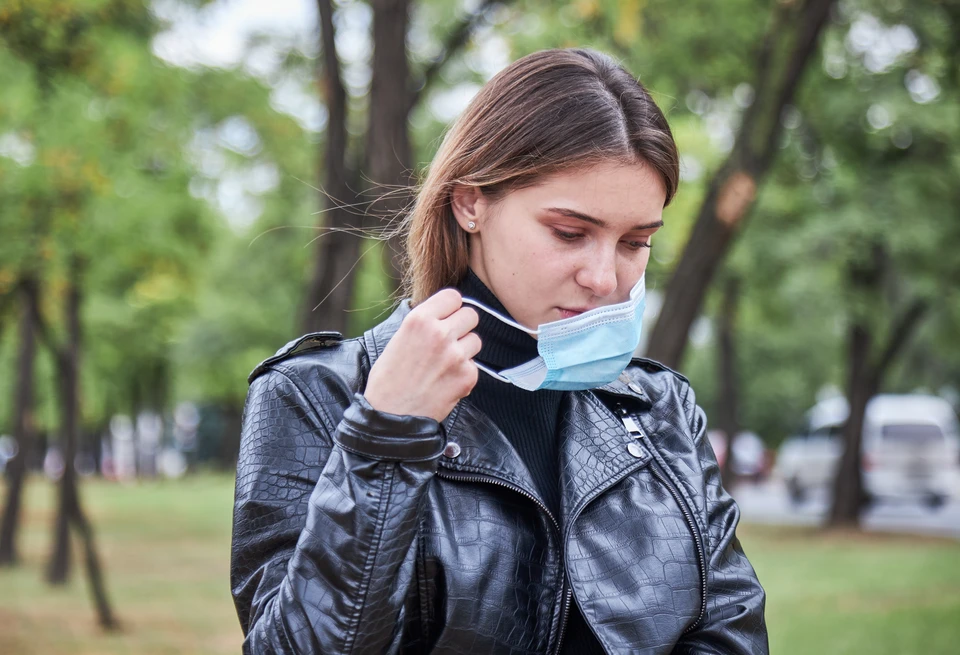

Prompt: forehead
[{"left": 516, "top": 160, "right": 667, "bottom": 224}]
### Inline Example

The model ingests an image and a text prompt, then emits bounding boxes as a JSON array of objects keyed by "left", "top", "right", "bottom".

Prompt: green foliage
[
  {"left": 488, "top": 0, "right": 960, "bottom": 442},
  {"left": 714, "top": 0, "right": 960, "bottom": 440},
  {"left": 1, "top": 0, "right": 957, "bottom": 449}
]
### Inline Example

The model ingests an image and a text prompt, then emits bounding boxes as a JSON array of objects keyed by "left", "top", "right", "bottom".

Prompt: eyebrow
[{"left": 544, "top": 207, "right": 664, "bottom": 231}]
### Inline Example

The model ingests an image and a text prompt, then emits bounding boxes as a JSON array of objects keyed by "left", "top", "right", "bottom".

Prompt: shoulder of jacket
[
  {"left": 626, "top": 357, "right": 691, "bottom": 388},
  {"left": 247, "top": 331, "right": 348, "bottom": 385},
  {"left": 625, "top": 357, "right": 698, "bottom": 431}
]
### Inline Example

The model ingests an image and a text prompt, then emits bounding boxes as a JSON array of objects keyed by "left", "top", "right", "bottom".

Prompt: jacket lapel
[
  {"left": 364, "top": 306, "right": 657, "bottom": 528},
  {"left": 439, "top": 400, "right": 548, "bottom": 508},
  {"left": 556, "top": 384, "right": 653, "bottom": 531}
]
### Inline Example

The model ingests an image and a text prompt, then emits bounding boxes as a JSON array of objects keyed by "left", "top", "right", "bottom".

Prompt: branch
[
  {"left": 316, "top": 0, "right": 346, "bottom": 104},
  {"left": 756, "top": 0, "right": 835, "bottom": 171},
  {"left": 872, "top": 297, "right": 929, "bottom": 384},
  {"left": 734, "top": 0, "right": 793, "bottom": 158},
  {"left": 317, "top": 0, "right": 347, "bottom": 160},
  {"left": 315, "top": 0, "right": 354, "bottom": 206},
  {"left": 32, "top": 293, "right": 68, "bottom": 372},
  {"left": 407, "top": 0, "right": 511, "bottom": 115}
]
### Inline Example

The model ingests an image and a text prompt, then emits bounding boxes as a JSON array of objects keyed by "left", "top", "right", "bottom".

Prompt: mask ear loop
[
  {"left": 473, "top": 360, "right": 510, "bottom": 382},
  {"left": 460, "top": 298, "right": 541, "bottom": 335},
  {"left": 460, "top": 297, "right": 540, "bottom": 384}
]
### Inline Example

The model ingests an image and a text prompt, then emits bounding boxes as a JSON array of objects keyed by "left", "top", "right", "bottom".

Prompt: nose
[{"left": 575, "top": 247, "right": 618, "bottom": 298}]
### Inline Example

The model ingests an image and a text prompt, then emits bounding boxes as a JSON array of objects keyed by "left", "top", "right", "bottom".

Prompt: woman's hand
[{"left": 364, "top": 288, "right": 481, "bottom": 423}]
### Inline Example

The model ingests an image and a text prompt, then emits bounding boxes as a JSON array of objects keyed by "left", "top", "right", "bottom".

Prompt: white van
[{"left": 776, "top": 394, "right": 960, "bottom": 509}]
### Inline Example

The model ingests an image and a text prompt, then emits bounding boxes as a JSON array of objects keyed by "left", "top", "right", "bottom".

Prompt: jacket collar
[{"left": 364, "top": 301, "right": 656, "bottom": 528}]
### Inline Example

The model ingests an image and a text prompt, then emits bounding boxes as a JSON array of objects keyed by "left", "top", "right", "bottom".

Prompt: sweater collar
[
  {"left": 362, "top": 300, "right": 657, "bottom": 518},
  {"left": 456, "top": 269, "right": 540, "bottom": 370}
]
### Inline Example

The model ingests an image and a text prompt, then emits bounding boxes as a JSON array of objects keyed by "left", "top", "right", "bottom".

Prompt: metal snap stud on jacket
[{"left": 231, "top": 301, "right": 769, "bottom": 655}]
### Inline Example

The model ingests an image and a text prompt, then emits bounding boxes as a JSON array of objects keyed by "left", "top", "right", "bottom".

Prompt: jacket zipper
[
  {"left": 434, "top": 470, "right": 570, "bottom": 651},
  {"left": 646, "top": 455, "right": 707, "bottom": 632},
  {"left": 616, "top": 407, "right": 707, "bottom": 633},
  {"left": 553, "top": 585, "right": 574, "bottom": 653},
  {"left": 437, "top": 405, "right": 708, "bottom": 649},
  {"left": 553, "top": 412, "right": 673, "bottom": 653},
  {"left": 647, "top": 462, "right": 707, "bottom": 631}
]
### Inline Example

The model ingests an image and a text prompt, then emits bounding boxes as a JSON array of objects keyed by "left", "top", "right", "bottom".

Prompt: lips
[{"left": 557, "top": 307, "right": 589, "bottom": 319}]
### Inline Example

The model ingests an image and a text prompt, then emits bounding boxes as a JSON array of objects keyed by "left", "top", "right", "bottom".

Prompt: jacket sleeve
[
  {"left": 230, "top": 366, "right": 444, "bottom": 654},
  {"left": 674, "top": 394, "right": 769, "bottom": 655}
]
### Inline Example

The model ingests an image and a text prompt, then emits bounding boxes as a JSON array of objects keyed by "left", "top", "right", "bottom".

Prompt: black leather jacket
[{"left": 231, "top": 302, "right": 768, "bottom": 654}]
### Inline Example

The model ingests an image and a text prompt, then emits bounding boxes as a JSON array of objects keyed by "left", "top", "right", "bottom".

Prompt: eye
[
  {"left": 551, "top": 228, "right": 584, "bottom": 242},
  {"left": 623, "top": 239, "right": 652, "bottom": 251}
]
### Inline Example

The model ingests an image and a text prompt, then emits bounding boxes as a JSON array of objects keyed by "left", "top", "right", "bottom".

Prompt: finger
[
  {"left": 458, "top": 360, "right": 479, "bottom": 397},
  {"left": 416, "top": 288, "right": 463, "bottom": 320},
  {"left": 457, "top": 332, "right": 482, "bottom": 359},
  {"left": 443, "top": 306, "right": 479, "bottom": 339}
]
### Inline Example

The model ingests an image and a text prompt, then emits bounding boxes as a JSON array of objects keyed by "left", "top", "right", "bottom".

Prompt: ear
[{"left": 450, "top": 185, "right": 488, "bottom": 232}]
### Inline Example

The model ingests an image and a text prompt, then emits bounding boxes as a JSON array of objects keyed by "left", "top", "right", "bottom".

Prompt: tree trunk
[
  {"left": 216, "top": 402, "right": 243, "bottom": 470},
  {"left": 0, "top": 277, "right": 40, "bottom": 566},
  {"left": 827, "top": 245, "right": 928, "bottom": 528},
  {"left": 827, "top": 302, "right": 928, "bottom": 527},
  {"left": 302, "top": 0, "right": 363, "bottom": 336},
  {"left": 368, "top": 0, "right": 413, "bottom": 289},
  {"left": 43, "top": 258, "right": 119, "bottom": 628},
  {"left": 828, "top": 320, "right": 872, "bottom": 527},
  {"left": 716, "top": 275, "right": 741, "bottom": 487},
  {"left": 302, "top": 0, "right": 507, "bottom": 328},
  {"left": 47, "top": 267, "right": 83, "bottom": 585},
  {"left": 646, "top": 0, "right": 836, "bottom": 369},
  {"left": 70, "top": 483, "right": 119, "bottom": 629}
]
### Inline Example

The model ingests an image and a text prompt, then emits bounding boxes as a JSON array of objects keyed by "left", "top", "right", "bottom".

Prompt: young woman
[{"left": 231, "top": 48, "right": 768, "bottom": 654}]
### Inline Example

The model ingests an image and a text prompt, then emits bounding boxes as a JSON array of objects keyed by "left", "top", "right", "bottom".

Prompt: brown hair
[{"left": 403, "top": 48, "right": 680, "bottom": 304}]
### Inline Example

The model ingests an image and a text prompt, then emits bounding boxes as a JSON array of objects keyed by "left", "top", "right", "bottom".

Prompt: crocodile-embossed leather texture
[{"left": 230, "top": 303, "right": 768, "bottom": 654}]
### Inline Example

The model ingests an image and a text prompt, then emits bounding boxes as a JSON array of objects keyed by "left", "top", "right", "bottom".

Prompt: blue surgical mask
[{"left": 462, "top": 275, "right": 646, "bottom": 391}]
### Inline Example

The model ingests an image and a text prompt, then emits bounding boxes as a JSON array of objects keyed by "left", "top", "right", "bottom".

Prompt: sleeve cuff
[{"left": 333, "top": 393, "right": 444, "bottom": 462}]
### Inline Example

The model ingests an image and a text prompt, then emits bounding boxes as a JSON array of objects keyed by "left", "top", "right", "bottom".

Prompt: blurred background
[{"left": 1, "top": 0, "right": 959, "bottom": 653}]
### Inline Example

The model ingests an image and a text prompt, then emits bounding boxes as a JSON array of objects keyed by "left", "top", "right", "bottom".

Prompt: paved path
[{"left": 732, "top": 480, "right": 960, "bottom": 540}]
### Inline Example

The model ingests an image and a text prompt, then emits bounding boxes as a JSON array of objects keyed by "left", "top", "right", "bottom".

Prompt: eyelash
[{"left": 551, "top": 229, "right": 652, "bottom": 250}]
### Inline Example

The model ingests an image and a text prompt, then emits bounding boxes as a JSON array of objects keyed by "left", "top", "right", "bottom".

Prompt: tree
[
  {"left": 828, "top": 243, "right": 928, "bottom": 526},
  {"left": 300, "top": 0, "right": 363, "bottom": 336},
  {"left": 715, "top": 275, "right": 743, "bottom": 485},
  {"left": 0, "top": 0, "right": 216, "bottom": 625},
  {"left": 801, "top": 0, "right": 959, "bottom": 526},
  {"left": 38, "top": 255, "right": 117, "bottom": 629},
  {"left": 301, "top": 0, "right": 511, "bottom": 335},
  {"left": 646, "top": 0, "right": 837, "bottom": 369},
  {"left": 0, "top": 277, "right": 39, "bottom": 566}
]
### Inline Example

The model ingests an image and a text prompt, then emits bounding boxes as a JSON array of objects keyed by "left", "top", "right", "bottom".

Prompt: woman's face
[{"left": 452, "top": 159, "right": 666, "bottom": 330}]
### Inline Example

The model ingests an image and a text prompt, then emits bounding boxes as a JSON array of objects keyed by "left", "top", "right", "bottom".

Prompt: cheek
[
  {"left": 488, "top": 222, "right": 552, "bottom": 268},
  {"left": 484, "top": 220, "right": 580, "bottom": 297},
  {"left": 636, "top": 246, "right": 653, "bottom": 270},
  {"left": 616, "top": 251, "right": 651, "bottom": 294}
]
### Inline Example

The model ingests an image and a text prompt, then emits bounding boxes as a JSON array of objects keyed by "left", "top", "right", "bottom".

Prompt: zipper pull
[
  {"left": 616, "top": 404, "right": 645, "bottom": 438},
  {"left": 622, "top": 415, "right": 644, "bottom": 438},
  {"left": 616, "top": 405, "right": 651, "bottom": 461}
]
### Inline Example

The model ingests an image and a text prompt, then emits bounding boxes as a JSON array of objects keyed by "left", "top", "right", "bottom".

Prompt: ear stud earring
[{"left": 467, "top": 221, "right": 476, "bottom": 230}]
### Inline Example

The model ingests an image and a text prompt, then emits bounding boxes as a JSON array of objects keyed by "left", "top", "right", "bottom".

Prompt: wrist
[{"left": 334, "top": 394, "right": 443, "bottom": 461}]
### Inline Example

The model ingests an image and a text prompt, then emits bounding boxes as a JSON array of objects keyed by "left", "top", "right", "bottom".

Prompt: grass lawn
[
  {"left": 0, "top": 474, "right": 241, "bottom": 655},
  {"left": 1, "top": 474, "right": 959, "bottom": 654}
]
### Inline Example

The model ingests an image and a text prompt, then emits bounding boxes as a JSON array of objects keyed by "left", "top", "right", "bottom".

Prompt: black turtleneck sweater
[{"left": 456, "top": 270, "right": 604, "bottom": 654}]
